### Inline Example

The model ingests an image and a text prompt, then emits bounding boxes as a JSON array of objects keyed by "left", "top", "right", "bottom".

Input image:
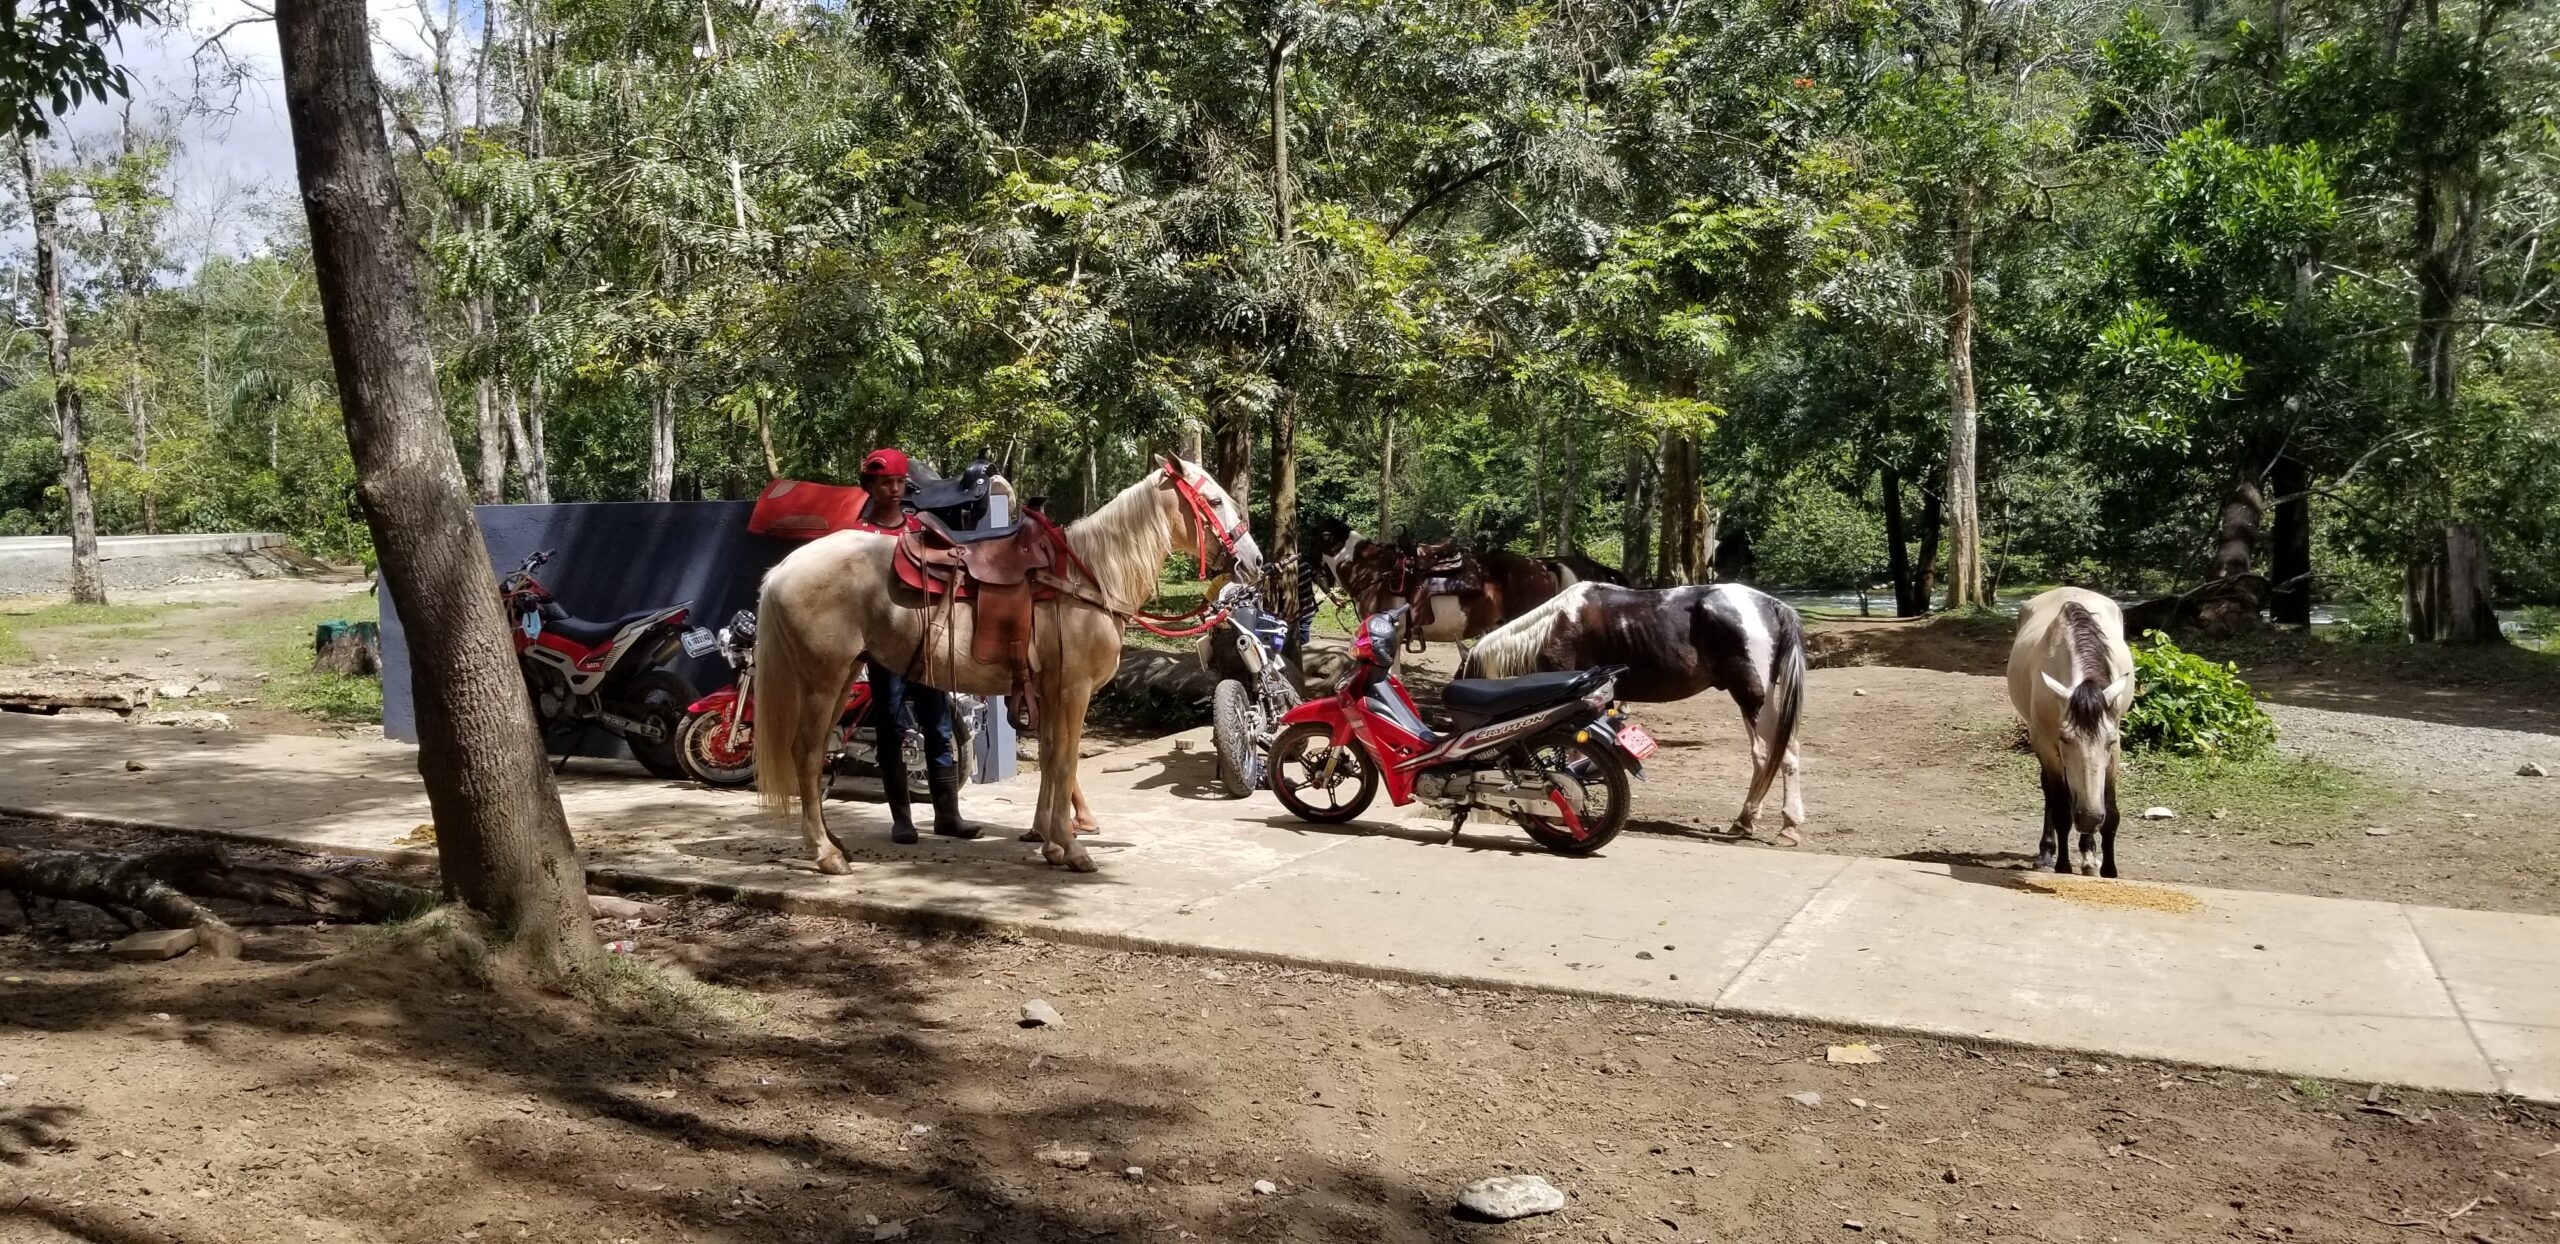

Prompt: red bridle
[{"left": 1160, "top": 459, "right": 1249, "bottom": 576}]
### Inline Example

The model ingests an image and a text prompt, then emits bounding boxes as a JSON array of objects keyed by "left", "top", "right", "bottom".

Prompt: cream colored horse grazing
[
  {"left": 753, "top": 458, "right": 1260, "bottom": 874},
  {"left": 2008, "top": 587, "right": 2137, "bottom": 877}
]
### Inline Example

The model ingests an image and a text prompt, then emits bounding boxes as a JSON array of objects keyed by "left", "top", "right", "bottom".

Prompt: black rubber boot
[
  {"left": 928, "top": 764, "right": 981, "bottom": 839},
  {"left": 880, "top": 742, "right": 918, "bottom": 844}
]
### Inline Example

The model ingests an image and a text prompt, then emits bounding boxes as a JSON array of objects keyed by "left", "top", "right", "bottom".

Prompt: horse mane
[
  {"left": 2058, "top": 601, "right": 2117, "bottom": 739},
  {"left": 1062, "top": 468, "right": 1178, "bottom": 613},
  {"left": 1460, "top": 583, "right": 1586, "bottom": 679}
]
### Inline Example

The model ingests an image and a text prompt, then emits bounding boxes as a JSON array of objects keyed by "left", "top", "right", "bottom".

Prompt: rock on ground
[{"left": 1457, "top": 1174, "right": 1566, "bottom": 1220}]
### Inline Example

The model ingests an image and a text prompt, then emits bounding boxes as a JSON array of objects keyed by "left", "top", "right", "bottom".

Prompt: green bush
[
  {"left": 2333, "top": 602, "right": 2405, "bottom": 644},
  {"left": 2124, "top": 630, "right": 2277, "bottom": 759}
]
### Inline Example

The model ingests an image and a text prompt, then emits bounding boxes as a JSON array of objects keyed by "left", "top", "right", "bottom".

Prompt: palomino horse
[
  {"left": 752, "top": 457, "right": 1259, "bottom": 873},
  {"left": 1309, "top": 521, "right": 1561, "bottom": 646},
  {"left": 1459, "top": 582, "right": 1809, "bottom": 845},
  {"left": 2008, "top": 587, "right": 2135, "bottom": 877}
]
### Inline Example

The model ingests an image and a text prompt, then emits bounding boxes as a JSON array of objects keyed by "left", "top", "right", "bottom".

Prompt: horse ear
[
  {"left": 2104, "top": 673, "right": 2134, "bottom": 705},
  {"left": 2039, "top": 672, "right": 2073, "bottom": 700}
]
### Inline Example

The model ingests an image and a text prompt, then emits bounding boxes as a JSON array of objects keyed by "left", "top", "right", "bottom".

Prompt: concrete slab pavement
[{"left": 3, "top": 711, "right": 2554, "bottom": 1101}]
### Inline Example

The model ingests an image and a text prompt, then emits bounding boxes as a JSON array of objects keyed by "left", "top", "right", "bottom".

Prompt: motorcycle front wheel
[
  {"left": 1268, "top": 721, "right": 1378, "bottom": 824},
  {"left": 675, "top": 704, "right": 757, "bottom": 787},
  {"left": 1514, "top": 732, "right": 1630, "bottom": 856},
  {"left": 1211, "top": 679, "right": 1262, "bottom": 798}
]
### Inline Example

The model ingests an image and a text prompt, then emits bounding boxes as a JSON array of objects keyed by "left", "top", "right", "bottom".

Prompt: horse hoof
[
  {"left": 1041, "top": 842, "right": 1068, "bottom": 866},
  {"left": 1073, "top": 819, "right": 1101, "bottom": 836},
  {"left": 1066, "top": 851, "right": 1099, "bottom": 873},
  {"left": 816, "top": 853, "right": 853, "bottom": 876},
  {"left": 1770, "top": 829, "right": 1800, "bottom": 849}
]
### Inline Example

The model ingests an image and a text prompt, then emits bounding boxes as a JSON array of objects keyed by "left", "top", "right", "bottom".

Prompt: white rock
[
  {"left": 2366, "top": 827, "right": 2393, "bottom": 836},
  {"left": 1788, "top": 1091, "right": 1823, "bottom": 1108},
  {"left": 1456, "top": 1174, "right": 1565, "bottom": 1220},
  {"left": 2140, "top": 807, "right": 2176, "bottom": 820},
  {"left": 157, "top": 682, "right": 194, "bottom": 699},
  {"left": 1020, "top": 999, "right": 1065, "bottom": 1028},
  {"left": 1123, "top": 1166, "right": 1144, "bottom": 1179},
  {"left": 1852, "top": 688, "right": 1868, "bottom": 697},
  {"left": 1034, "top": 1142, "right": 1091, "bottom": 1170},
  {"left": 144, "top": 711, "right": 231, "bottom": 731},
  {"left": 2519, "top": 762, "right": 2549, "bottom": 778},
  {"left": 196, "top": 679, "right": 224, "bottom": 695},
  {"left": 1252, "top": 1180, "right": 1277, "bottom": 1195}
]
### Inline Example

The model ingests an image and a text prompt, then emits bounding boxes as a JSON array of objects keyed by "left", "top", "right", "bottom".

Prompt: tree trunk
[
  {"left": 1660, "top": 433, "right": 1707, "bottom": 584},
  {"left": 2209, "top": 475, "right": 2265, "bottom": 581},
  {"left": 752, "top": 393, "right": 780, "bottom": 479},
  {"left": 2268, "top": 455, "right": 2312, "bottom": 625},
  {"left": 1077, "top": 439, "right": 1099, "bottom": 517},
  {"left": 1941, "top": 174, "right": 1985, "bottom": 610},
  {"left": 1212, "top": 378, "right": 1253, "bottom": 522},
  {"left": 1883, "top": 465, "right": 1916, "bottom": 616},
  {"left": 1555, "top": 413, "right": 1579, "bottom": 555},
  {"left": 1178, "top": 420, "right": 1204, "bottom": 465},
  {"left": 1376, "top": 407, "right": 1396, "bottom": 538},
  {"left": 504, "top": 379, "right": 552, "bottom": 504},
  {"left": 128, "top": 317, "right": 153, "bottom": 534},
  {"left": 1914, "top": 486, "right": 1943, "bottom": 606},
  {"left": 471, "top": 299, "right": 506, "bottom": 503},
  {"left": 646, "top": 387, "right": 677, "bottom": 501},
  {"left": 1652, "top": 429, "right": 1678, "bottom": 587},
  {"left": 16, "top": 138, "right": 107, "bottom": 606},
  {"left": 276, "top": 0, "right": 600, "bottom": 986},
  {"left": 1263, "top": 24, "right": 1300, "bottom": 609},
  {"left": 2403, "top": 524, "right": 2500, "bottom": 644},
  {"left": 1619, "top": 439, "right": 1655, "bottom": 586}
]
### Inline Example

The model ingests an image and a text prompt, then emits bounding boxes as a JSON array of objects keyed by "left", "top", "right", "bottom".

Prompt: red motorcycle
[
  {"left": 1267, "top": 606, "right": 1656, "bottom": 855},
  {"left": 675, "top": 609, "right": 976, "bottom": 793},
  {"left": 499, "top": 549, "right": 705, "bottom": 779}
]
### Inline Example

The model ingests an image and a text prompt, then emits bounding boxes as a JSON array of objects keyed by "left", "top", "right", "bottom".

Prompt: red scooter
[
  {"left": 1267, "top": 606, "right": 1655, "bottom": 855},
  {"left": 674, "top": 609, "right": 976, "bottom": 793},
  {"left": 499, "top": 549, "right": 705, "bottom": 779}
]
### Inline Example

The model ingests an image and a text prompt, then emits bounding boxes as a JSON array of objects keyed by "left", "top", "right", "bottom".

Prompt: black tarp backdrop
[{"left": 378, "top": 500, "right": 1015, "bottom": 780}]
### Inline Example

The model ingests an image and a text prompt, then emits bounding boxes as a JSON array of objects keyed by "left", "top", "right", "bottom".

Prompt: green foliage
[
  {"left": 232, "top": 592, "right": 385, "bottom": 724},
  {"left": 1755, "top": 474, "right": 1884, "bottom": 590},
  {"left": 2124, "top": 630, "right": 2277, "bottom": 760}
]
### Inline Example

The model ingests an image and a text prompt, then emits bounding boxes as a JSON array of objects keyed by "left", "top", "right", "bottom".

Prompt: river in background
[{"left": 1762, "top": 586, "right": 2536, "bottom": 636}]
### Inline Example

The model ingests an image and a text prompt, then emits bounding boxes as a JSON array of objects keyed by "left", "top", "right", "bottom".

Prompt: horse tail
[
  {"left": 1742, "top": 600, "right": 1805, "bottom": 815},
  {"left": 752, "top": 565, "right": 846, "bottom": 817}
]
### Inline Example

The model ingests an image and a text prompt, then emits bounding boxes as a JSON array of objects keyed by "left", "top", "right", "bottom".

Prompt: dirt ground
[
  {"left": 4, "top": 817, "right": 2556, "bottom": 1244},
  {"left": 1, "top": 574, "right": 377, "bottom": 737},
  {"left": 1376, "top": 619, "right": 2560, "bottom": 918}
]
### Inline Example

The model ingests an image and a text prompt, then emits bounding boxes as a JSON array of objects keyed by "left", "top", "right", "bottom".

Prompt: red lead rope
[{"left": 1031, "top": 509, "right": 1234, "bottom": 638}]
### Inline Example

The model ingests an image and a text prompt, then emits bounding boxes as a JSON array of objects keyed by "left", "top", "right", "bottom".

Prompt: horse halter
[{"left": 1160, "top": 459, "right": 1250, "bottom": 573}]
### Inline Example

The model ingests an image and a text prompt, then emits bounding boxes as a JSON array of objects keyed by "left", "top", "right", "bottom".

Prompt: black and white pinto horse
[{"left": 1459, "top": 582, "right": 1809, "bottom": 845}]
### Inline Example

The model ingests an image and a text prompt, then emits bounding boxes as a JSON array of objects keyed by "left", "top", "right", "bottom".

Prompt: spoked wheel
[
  {"left": 1268, "top": 721, "right": 1378, "bottom": 824},
  {"left": 675, "top": 705, "right": 756, "bottom": 787},
  {"left": 1212, "top": 680, "right": 1261, "bottom": 798},
  {"left": 1514, "top": 732, "right": 1631, "bottom": 856}
]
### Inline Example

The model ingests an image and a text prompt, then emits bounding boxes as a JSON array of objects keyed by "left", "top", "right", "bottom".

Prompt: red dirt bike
[
  {"left": 499, "top": 549, "right": 705, "bottom": 780},
  {"left": 674, "top": 609, "right": 977, "bottom": 794},
  {"left": 1266, "top": 606, "right": 1655, "bottom": 855}
]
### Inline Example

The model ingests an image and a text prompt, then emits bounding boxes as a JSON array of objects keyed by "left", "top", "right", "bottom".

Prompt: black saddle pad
[
  {"left": 1441, "top": 669, "right": 1606, "bottom": 717},
  {"left": 546, "top": 608, "right": 670, "bottom": 648}
]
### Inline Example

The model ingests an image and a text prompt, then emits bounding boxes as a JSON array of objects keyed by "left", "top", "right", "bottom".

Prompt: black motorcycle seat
[
  {"left": 546, "top": 608, "right": 671, "bottom": 648},
  {"left": 1441, "top": 669, "right": 1607, "bottom": 717}
]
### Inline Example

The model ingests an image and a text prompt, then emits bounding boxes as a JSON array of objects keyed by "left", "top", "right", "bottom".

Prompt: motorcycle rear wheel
[
  {"left": 1515, "top": 733, "right": 1630, "bottom": 856},
  {"left": 1268, "top": 721, "right": 1378, "bottom": 823},
  {"left": 622, "top": 668, "right": 696, "bottom": 780}
]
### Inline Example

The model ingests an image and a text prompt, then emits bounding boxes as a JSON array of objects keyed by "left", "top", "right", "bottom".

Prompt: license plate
[
  {"left": 1616, "top": 722, "right": 1659, "bottom": 760},
  {"left": 680, "top": 627, "right": 720, "bottom": 658},
  {"left": 521, "top": 612, "right": 542, "bottom": 640}
]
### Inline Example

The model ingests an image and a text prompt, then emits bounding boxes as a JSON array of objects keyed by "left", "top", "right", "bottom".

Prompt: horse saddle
[
  {"left": 1397, "top": 539, "right": 1479, "bottom": 633},
  {"left": 893, "top": 513, "right": 1058, "bottom": 727}
]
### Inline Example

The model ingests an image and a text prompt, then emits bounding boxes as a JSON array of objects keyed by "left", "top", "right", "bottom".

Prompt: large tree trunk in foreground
[
  {"left": 276, "top": 0, "right": 601, "bottom": 986},
  {"left": 1941, "top": 175, "right": 1986, "bottom": 611},
  {"left": 2404, "top": 524, "right": 2501, "bottom": 644},
  {"left": 1883, "top": 465, "right": 1918, "bottom": 617},
  {"left": 16, "top": 138, "right": 107, "bottom": 606}
]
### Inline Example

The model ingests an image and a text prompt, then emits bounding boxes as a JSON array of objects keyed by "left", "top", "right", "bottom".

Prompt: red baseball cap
[{"left": 860, "top": 448, "right": 909, "bottom": 478}]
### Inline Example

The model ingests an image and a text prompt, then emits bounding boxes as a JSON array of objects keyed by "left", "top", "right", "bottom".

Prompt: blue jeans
[{"left": 865, "top": 660, "right": 955, "bottom": 770}]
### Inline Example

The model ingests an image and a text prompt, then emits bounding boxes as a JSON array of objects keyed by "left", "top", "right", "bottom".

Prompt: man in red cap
[{"left": 849, "top": 447, "right": 978, "bottom": 844}]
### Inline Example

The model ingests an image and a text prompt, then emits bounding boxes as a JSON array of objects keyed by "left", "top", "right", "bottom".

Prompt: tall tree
[
  {"left": 13, "top": 135, "right": 107, "bottom": 604},
  {"left": 275, "top": 0, "right": 599, "bottom": 983}
]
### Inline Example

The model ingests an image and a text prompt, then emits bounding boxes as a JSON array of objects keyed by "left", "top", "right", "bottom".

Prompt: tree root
[{"left": 0, "top": 841, "right": 439, "bottom": 957}]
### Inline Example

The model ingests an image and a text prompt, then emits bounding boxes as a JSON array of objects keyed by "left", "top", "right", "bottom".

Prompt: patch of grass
[
  {"left": 2120, "top": 751, "right": 2401, "bottom": 838},
  {"left": 602, "top": 953, "right": 773, "bottom": 1026},
  {"left": 2289, "top": 1077, "right": 2333, "bottom": 1102},
  {"left": 236, "top": 591, "right": 384, "bottom": 724},
  {"left": 0, "top": 600, "right": 198, "bottom": 665},
  {"left": 2193, "top": 624, "right": 2560, "bottom": 697}
]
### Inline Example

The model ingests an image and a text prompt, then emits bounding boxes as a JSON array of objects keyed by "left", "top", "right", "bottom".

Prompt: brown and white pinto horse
[
  {"left": 1459, "top": 582, "right": 1808, "bottom": 845},
  {"left": 1310, "top": 521, "right": 1561, "bottom": 646}
]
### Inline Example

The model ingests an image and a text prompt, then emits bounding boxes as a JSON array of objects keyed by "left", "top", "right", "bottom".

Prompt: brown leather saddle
[
  {"left": 1395, "top": 538, "right": 1479, "bottom": 632},
  {"left": 893, "top": 513, "right": 1059, "bottom": 728}
]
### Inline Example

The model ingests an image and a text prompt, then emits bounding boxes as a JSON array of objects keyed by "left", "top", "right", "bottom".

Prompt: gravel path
[{"left": 2268, "top": 701, "right": 2560, "bottom": 784}]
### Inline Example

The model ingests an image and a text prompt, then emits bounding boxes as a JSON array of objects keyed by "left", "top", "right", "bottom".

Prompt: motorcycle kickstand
[{"left": 1445, "top": 807, "right": 1469, "bottom": 844}]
